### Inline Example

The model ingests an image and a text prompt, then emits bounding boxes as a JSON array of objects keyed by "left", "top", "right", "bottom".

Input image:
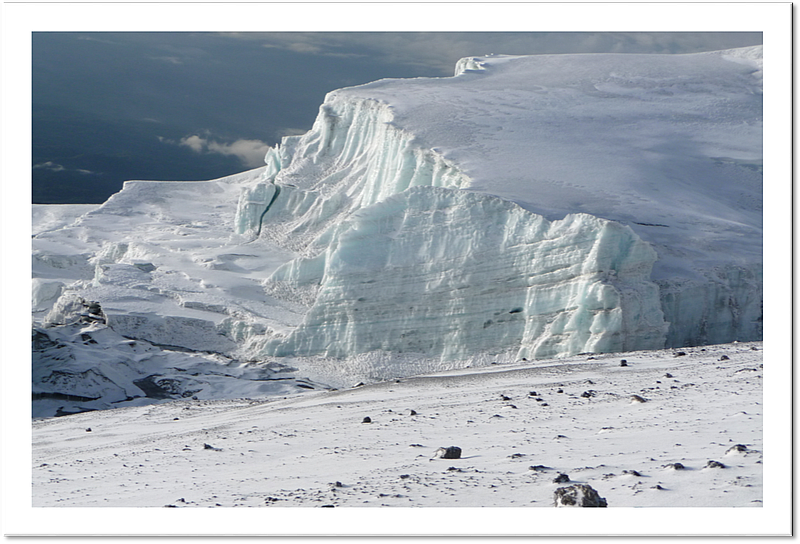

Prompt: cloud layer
[{"left": 178, "top": 135, "right": 271, "bottom": 168}]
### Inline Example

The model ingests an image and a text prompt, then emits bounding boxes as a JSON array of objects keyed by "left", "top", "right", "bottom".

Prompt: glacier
[{"left": 32, "top": 47, "right": 762, "bottom": 414}]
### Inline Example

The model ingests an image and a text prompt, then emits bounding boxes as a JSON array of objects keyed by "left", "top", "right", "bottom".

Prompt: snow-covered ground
[{"left": 33, "top": 342, "right": 763, "bottom": 510}]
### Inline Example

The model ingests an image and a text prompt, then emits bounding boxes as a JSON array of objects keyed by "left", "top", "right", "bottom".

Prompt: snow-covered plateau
[{"left": 31, "top": 47, "right": 765, "bottom": 515}]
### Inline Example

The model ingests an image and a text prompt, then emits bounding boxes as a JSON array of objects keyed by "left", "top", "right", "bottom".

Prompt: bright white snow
[{"left": 33, "top": 342, "right": 763, "bottom": 510}]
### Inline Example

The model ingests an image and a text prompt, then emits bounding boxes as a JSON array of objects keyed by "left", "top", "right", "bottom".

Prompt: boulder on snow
[
  {"left": 433, "top": 446, "right": 462, "bottom": 459},
  {"left": 554, "top": 484, "right": 607, "bottom": 507},
  {"left": 553, "top": 473, "right": 570, "bottom": 483}
]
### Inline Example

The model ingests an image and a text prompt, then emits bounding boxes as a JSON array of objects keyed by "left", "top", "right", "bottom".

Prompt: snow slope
[
  {"left": 32, "top": 342, "right": 763, "bottom": 512},
  {"left": 32, "top": 48, "right": 762, "bottom": 415}
]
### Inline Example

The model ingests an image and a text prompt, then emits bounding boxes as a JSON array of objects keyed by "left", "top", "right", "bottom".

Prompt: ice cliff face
[
  {"left": 232, "top": 48, "right": 761, "bottom": 364},
  {"left": 264, "top": 188, "right": 667, "bottom": 361},
  {"left": 232, "top": 95, "right": 669, "bottom": 364}
]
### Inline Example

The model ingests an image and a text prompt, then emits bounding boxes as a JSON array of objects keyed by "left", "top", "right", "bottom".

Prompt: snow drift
[{"left": 32, "top": 47, "right": 762, "bottom": 414}]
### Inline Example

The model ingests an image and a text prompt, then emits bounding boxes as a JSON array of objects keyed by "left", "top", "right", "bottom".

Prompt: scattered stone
[
  {"left": 409, "top": 444, "right": 423, "bottom": 448},
  {"left": 447, "top": 466, "right": 463, "bottom": 472},
  {"left": 529, "top": 465, "right": 550, "bottom": 472},
  {"left": 203, "top": 443, "right": 222, "bottom": 451},
  {"left": 505, "top": 404, "right": 518, "bottom": 409},
  {"left": 623, "top": 469, "right": 643, "bottom": 477},
  {"left": 664, "top": 373, "right": 673, "bottom": 378},
  {"left": 554, "top": 484, "right": 607, "bottom": 507},
  {"left": 706, "top": 460, "right": 726, "bottom": 469},
  {"left": 321, "top": 504, "right": 335, "bottom": 508},
  {"left": 353, "top": 382, "right": 365, "bottom": 388},
  {"left": 553, "top": 473, "right": 570, "bottom": 483},
  {"left": 719, "top": 355, "right": 730, "bottom": 361},
  {"left": 652, "top": 484, "right": 665, "bottom": 490},
  {"left": 362, "top": 417, "right": 372, "bottom": 424},
  {"left": 85, "top": 428, "right": 91, "bottom": 432},
  {"left": 409, "top": 410, "right": 417, "bottom": 416},
  {"left": 335, "top": 481, "right": 343, "bottom": 488},
  {"left": 663, "top": 462, "right": 685, "bottom": 470},
  {"left": 501, "top": 395, "right": 512, "bottom": 401},
  {"left": 674, "top": 351, "right": 687, "bottom": 357},
  {"left": 580, "top": 390, "right": 596, "bottom": 398},
  {"left": 726, "top": 444, "right": 748, "bottom": 455},
  {"left": 557, "top": 388, "right": 564, "bottom": 393},
  {"left": 630, "top": 395, "right": 647, "bottom": 403},
  {"left": 400, "top": 474, "right": 410, "bottom": 479},
  {"left": 620, "top": 360, "right": 628, "bottom": 367},
  {"left": 509, "top": 453, "right": 526, "bottom": 459},
  {"left": 541, "top": 403, "right": 550, "bottom": 406},
  {"left": 529, "top": 391, "right": 538, "bottom": 396},
  {"left": 433, "top": 446, "right": 462, "bottom": 459}
]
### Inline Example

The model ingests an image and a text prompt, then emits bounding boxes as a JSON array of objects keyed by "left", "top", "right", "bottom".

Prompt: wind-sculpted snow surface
[{"left": 32, "top": 48, "right": 762, "bottom": 413}]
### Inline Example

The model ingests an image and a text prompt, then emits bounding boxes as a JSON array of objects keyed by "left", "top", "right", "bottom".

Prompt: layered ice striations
[
  {"left": 231, "top": 95, "right": 669, "bottom": 363},
  {"left": 263, "top": 187, "right": 668, "bottom": 361},
  {"left": 234, "top": 97, "right": 469, "bottom": 248}
]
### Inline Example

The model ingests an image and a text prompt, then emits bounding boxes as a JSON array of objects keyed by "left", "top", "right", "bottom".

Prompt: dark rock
[
  {"left": 362, "top": 417, "right": 372, "bottom": 424},
  {"left": 321, "top": 504, "right": 335, "bottom": 508},
  {"left": 85, "top": 428, "right": 91, "bottom": 432},
  {"left": 554, "top": 484, "right": 607, "bottom": 507},
  {"left": 529, "top": 391, "right": 538, "bottom": 396},
  {"left": 664, "top": 373, "right": 673, "bottom": 378},
  {"left": 501, "top": 395, "right": 511, "bottom": 401},
  {"left": 706, "top": 460, "right": 726, "bottom": 469},
  {"left": 674, "top": 351, "right": 687, "bottom": 357},
  {"left": 335, "top": 481, "right": 343, "bottom": 487},
  {"left": 719, "top": 355, "right": 730, "bottom": 361},
  {"left": 409, "top": 410, "right": 417, "bottom": 416},
  {"left": 630, "top": 394, "right": 647, "bottom": 403},
  {"left": 553, "top": 473, "right": 570, "bottom": 483},
  {"left": 400, "top": 474, "right": 410, "bottom": 479},
  {"left": 581, "top": 390, "right": 596, "bottom": 398},
  {"left": 664, "top": 462, "right": 685, "bottom": 470},
  {"left": 652, "top": 484, "right": 665, "bottom": 490},
  {"left": 353, "top": 382, "right": 365, "bottom": 388},
  {"left": 529, "top": 465, "right": 550, "bottom": 472},
  {"left": 203, "top": 443, "right": 222, "bottom": 451},
  {"left": 620, "top": 359, "right": 628, "bottom": 367},
  {"left": 622, "top": 469, "right": 642, "bottom": 477},
  {"left": 726, "top": 444, "right": 748, "bottom": 454},
  {"left": 509, "top": 453, "right": 525, "bottom": 459},
  {"left": 557, "top": 389, "right": 564, "bottom": 393},
  {"left": 433, "top": 446, "right": 462, "bottom": 459}
]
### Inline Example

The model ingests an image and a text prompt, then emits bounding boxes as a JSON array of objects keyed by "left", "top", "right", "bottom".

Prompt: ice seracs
[{"left": 32, "top": 47, "right": 762, "bottom": 407}]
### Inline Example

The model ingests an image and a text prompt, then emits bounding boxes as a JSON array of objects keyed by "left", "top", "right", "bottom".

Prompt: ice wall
[
  {"left": 234, "top": 97, "right": 469, "bottom": 250},
  {"left": 229, "top": 94, "right": 671, "bottom": 362},
  {"left": 262, "top": 187, "right": 668, "bottom": 361}
]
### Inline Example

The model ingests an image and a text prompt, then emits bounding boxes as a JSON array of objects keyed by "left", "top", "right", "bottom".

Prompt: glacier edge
[{"left": 232, "top": 94, "right": 671, "bottom": 365}]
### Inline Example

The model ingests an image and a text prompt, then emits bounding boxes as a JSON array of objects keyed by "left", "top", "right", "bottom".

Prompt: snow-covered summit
[{"left": 33, "top": 48, "right": 762, "bottom": 415}]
